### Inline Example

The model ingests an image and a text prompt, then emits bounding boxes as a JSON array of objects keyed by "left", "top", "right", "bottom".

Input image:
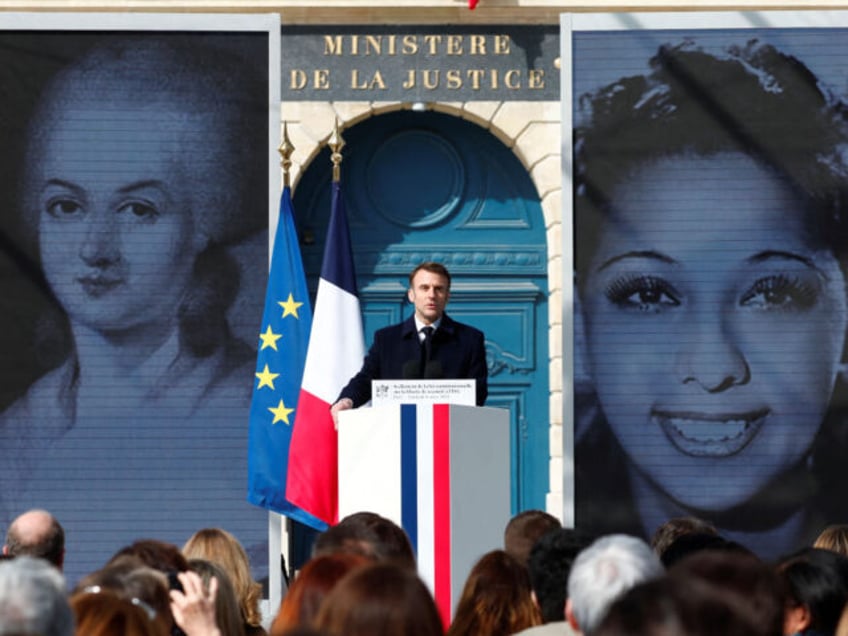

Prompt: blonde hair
[
  {"left": 814, "top": 525, "right": 848, "bottom": 556},
  {"left": 182, "top": 528, "right": 262, "bottom": 628}
]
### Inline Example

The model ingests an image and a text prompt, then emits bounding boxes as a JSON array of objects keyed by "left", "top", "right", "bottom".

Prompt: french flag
[{"left": 286, "top": 180, "right": 365, "bottom": 529}]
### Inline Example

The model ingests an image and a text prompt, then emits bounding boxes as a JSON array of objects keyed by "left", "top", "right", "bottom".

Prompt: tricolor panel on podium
[{"left": 338, "top": 395, "right": 510, "bottom": 625}]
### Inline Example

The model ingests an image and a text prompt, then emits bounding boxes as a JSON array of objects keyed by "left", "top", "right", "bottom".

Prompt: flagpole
[{"left": 266, "top": 122, "right": 296, "bottom": 608}]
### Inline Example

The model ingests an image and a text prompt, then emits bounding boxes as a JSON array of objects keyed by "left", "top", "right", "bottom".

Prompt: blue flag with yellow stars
[{"left": 247, "top": 185, "right": 322, "bottom": 527}]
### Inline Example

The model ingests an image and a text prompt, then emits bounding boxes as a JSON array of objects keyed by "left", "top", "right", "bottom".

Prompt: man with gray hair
[
  {"left": 3, "top": 509, "right": 65, "bottom": 569},
  {"left": 565, "top": 534, "right": 663, "bottom": 635},
  {"left": 0, "top": 555, "right": 73, "bottom": 636}
]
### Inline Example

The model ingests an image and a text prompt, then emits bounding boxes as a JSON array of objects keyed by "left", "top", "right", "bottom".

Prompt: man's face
[{"left": 408, "top": 269, "right": 450, "bottom": 325}]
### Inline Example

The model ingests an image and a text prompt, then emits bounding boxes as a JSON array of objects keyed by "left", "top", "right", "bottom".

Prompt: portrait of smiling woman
[
  {"left": 573, "top": 37, "right": 848, "bottom": 559},
  {"left": 0, "top": 32, "right": 269, "bottom": 581}
]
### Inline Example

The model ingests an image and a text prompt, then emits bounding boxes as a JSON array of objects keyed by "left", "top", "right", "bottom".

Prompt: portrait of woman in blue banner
[
  {"left": 573, "top": 34, "right": 848, "bottom": 559},
  {"left": 0, "top": 29, "right": 270, "bottom": 583}
]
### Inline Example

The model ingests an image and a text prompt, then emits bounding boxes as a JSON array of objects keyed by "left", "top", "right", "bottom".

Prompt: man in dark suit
[{"left": 331, "top": 262, "right": 488, "bottom": 421}]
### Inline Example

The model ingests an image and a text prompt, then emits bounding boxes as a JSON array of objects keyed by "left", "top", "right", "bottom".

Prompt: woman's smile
[{"left": 651, "top": 407, "right": 770, "bottom": 458}]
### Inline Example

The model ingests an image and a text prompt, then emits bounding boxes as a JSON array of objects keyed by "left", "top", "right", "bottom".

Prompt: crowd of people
[{"left": 6, "top": 507, "right": 848, "bottom": 636}]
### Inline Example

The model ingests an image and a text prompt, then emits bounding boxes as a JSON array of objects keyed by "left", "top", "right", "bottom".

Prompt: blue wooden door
[{"left": 293, "top": 110, "right": 548, "bottom": 512}]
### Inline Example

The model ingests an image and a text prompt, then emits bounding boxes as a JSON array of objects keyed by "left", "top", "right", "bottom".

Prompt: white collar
[{"left": 414, "top": 316, "right": 442, "bottom": 333}]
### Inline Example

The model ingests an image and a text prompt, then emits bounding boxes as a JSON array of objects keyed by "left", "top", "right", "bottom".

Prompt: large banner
[
  {"left": 563, "top": 11, "right": 848, "bottom": 560},
  {"left": 0, "top": 13, "right": 279, "bottom": 584}
]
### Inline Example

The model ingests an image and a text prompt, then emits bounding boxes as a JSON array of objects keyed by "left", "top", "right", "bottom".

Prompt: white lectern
[{"left": 338, "top": 397, "right": 510, "bottom": 626}]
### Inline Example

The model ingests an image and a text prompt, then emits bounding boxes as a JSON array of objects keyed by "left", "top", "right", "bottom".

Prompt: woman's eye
[
  {"left": 46, "top": 199, "right": 82, "bottom": 218},
  {"left": 604, "top": 275, "right": 681, "bottom": 313},
  {"left": 119, "top": 201, "right": 159, "bottom": 220},
  {"left": 740, "top": 275, "right": 818, "bottom": 311}
]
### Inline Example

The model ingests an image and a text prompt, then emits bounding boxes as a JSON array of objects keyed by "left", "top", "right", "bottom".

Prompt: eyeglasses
[{"left": 81, "top": 584, "right": 158, "bottom": 621}]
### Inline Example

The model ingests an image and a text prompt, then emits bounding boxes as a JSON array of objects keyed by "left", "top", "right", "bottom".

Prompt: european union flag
[{"left": 247, "top": 185, "right": 323, "bottom": 528}]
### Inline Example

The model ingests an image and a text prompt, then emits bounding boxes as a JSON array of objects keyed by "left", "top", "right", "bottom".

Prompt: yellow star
[
  {"left": 255, "top": 364, "right": 280, "bottom": 390},
  {"left": 278, "top": 293, "right": 303, "bottom": 319},
  {"left": 269, "top": 398, "right": 295, "bottom": 425},
  {"left": 258, "top": 325, "right": 282, "bottom": 351}
]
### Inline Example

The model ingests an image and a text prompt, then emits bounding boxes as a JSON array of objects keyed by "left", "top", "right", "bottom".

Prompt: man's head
[
  {"left": 407, "top": 262, "right": 451, "bottom": 325},
  {"left": 3, "top": 509, "right": 65, "bottom": 569},
  {"left": 566, "top": 534, "right": 663, "bottom": 635},
  {"left": 527, "top": 528, "right": 593, "bottom": 623},
  {"left": 504, "top": 509, "right": 562, "bottom": 568},
  {"left": 0, "top": 555, "right": 73, "bottom": 636}
]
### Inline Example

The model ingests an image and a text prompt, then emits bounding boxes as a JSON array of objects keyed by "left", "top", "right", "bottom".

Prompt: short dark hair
[
  {"left": 504, "top": 509, "right": 561, "bottom": 567},
  {"left": 527, "top": 528, "right": 593, "bottom": 623},
  {"left": 408, "top": 262, "right": 451, "bottom": 290}
]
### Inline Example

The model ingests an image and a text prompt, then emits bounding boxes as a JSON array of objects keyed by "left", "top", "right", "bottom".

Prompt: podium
[{"left": 338, "top": 399, "right": 510, "bottom": 624}]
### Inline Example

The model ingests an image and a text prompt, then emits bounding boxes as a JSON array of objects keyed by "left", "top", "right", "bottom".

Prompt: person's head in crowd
[
  {"left": 0, "top": 555, "right": 73, "bottom": 636},
  {"left": 448, "top": 549, "right": 541, "bottom": 636},
  {"left": 110, "top": 539, "right": 189, "bottom": 577},
  {"left": 777, "top": 547, "right": 848, "bottom": 636},
  {"left": 667, "top": 549, "right": 784, "bottom": 636},
  {"left": 271, "top": 552, "right": 370, "bottom": 636},
  {"left": 504, "top": 509, "right": 562, "bottom": 568},
  {"left": 659, "top": 532, "right": 752, "bottom": 569},
  {"left": 814, "top": 524, "right": 848, "bottom": 556},
  {"left": 2, "top": 508, "right": 65, "bottom": 569},
  {"left": 314, "top": 562, "right": 443, "bottom": 636},
  {"left": 182, "top": 527, "right": 263, "bottom": 633},
  {"left": 574, "top": 37, "right": 848, "bottom": 559},
  {"left": 313, "top": 511, "right": 416, "bottom": 570},
  {"left": 75, "top": 555, "right": 173, "bottom": 636},
  {"left": 650, "top": 516, "right": 717, "bottom": 559},
  {"left": 594, "top": 574, "right": 780, "bottom": 636},
  {"left": 566, "top": 534, "right": 663, "bottom": 635},
  {"left": 187, "top": 558, "right": 246, "bottom": 636},
  {"left": 71, "top": 587, "right": 165, "bottom": 636},
  {"left": 526, "top": 527, "right": 593, "bottom": 623},
  {"left": 21, "top": 35, "right": 266, "bottom": 369}
]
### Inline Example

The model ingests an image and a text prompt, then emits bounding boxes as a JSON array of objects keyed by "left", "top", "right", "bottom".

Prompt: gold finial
[
  {"left": 328, "top": 118, "right": 345, "bottom": 183},
  {"left": 278, "top": 122, "right": 295, "bottom": 188}
]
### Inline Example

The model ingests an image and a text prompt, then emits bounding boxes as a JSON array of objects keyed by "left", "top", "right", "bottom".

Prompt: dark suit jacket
[{"left": 338, "top": 313, "right": 488, "bottom": 407}]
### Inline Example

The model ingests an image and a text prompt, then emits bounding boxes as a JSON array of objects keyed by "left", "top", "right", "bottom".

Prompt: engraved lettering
[
  {"left": 402, "top": 34, "right": 418, "bottom": 55},
  {"left": 289, "top": 69, "right": 307, "bottom": 90},
  {"left": 422, "top": 70, "right": 439, "bottom": 89},
  {"left": 470, "top": 34, "right": 486, "bottom": 55},
  {"left": 423, "top": 35, "right": 442, "bottom": 55},
  {"left": 323, "top": 35, "right": 343, "bottom": 55},
  {"left": 446, "top": 35, "right": 463, "bottom": 55},
  {"left": 364, "top": 35, "right": 382, "bottom": 55},
  {"left": 494, "top": 34, "right": 510, "bottom": 55},
  {"left": 528, "top": 69, "right": 545, "bottom": 89},
  {"left": 467, "top": 69, "right": 484, "bottom": 90},
  {"left": 315, "top": 69, "right": 330, "bottom": 90},
  {"left": 504, "top": 69, "right": 520, "bottom": 89},
  {"left": 402, "top": 68, "right": 416, "bottom": 89}
]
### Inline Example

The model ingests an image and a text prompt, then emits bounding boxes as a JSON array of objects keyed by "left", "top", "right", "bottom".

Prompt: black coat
[{"left": 338, "top": 313, "right": 488, "bottom": 407}]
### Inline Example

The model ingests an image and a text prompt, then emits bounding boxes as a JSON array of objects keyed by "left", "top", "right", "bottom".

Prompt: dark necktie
[{"left": 420, "top": 326, "right": 434, "bottom": 376}]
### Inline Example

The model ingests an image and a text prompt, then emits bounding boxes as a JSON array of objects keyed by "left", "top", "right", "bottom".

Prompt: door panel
[{"left": 293, "top": 110, "right": 549, "bottom": 512}]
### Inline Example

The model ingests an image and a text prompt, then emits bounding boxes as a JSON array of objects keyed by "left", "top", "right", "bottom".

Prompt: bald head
[{"left": 4, "top": 509, "right": 65, "bottom": 569}]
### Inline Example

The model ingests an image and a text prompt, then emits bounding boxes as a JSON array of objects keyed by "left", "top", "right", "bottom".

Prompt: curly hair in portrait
[
  {"left": 573, "top": 38, "right": 848, "bottom": 558},
  {"left": 447, "top": 549, "right": 542, "bottom": 636}
]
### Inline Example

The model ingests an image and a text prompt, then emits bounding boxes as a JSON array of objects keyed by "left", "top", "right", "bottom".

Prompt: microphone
[
  {"left": 424, "top": 360, "right": 444, "bottom": 379},
  {"left": 402, "top": 359, "right": 422, "bottom": 379}
]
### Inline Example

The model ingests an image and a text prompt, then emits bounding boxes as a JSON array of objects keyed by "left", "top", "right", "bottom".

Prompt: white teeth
[{"left": 668, "top": 418, "right": 748, "bottom": 442}]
